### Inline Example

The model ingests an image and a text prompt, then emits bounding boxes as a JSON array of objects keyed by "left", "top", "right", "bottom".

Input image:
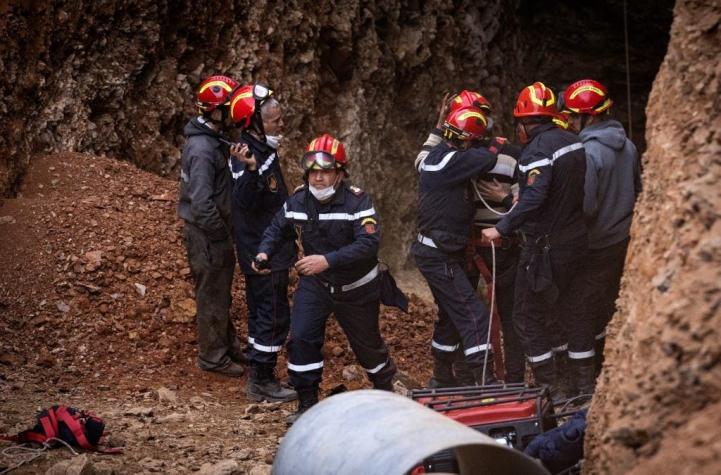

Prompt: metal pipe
[{"left": 273, "top": 390, "right": 550, "bottom": 475}]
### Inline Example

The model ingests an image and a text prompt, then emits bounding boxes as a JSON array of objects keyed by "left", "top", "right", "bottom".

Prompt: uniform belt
[
  {"left": 417, "top": 233, "right": 438, "bottom": 249},
  {"left": 325, "top": 264, "right": 380, "bottom": 294}
]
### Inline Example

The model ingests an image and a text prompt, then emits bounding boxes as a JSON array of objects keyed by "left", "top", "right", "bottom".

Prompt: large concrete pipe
[{"left": 273, "top": 390, "right": 550, "bottom": 475}]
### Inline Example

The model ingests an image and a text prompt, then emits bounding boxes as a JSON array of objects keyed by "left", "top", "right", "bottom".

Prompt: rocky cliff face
[
  {"left": 0, "top": 0, "right": 670, "bottom": 268},
  {"left": 585, "top": 0, "right": 721, "bottom": 473}
]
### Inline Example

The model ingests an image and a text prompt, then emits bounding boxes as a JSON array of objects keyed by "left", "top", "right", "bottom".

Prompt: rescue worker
[
  {"left": 227, "top": 84, "right": 297, "bottom": 402},
  {"left": 177, "top": 75, "right": 244, "bottom": 377},
  {"left": 563, "top": 79, "right": 641, "bottom": 375},
  {"left": 481, "top": 82, "right": 594, "bottom": 398},
  {"left": 255, "top": 134, "right": 397, "bottom": 424},
  {"left": 412, "top": 106, "right": 502, "bottom": 387},
  {"left": 415, "top": 91, "right": 525, "bottom": 385}
]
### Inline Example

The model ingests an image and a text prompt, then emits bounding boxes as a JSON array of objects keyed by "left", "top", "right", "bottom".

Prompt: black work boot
[
  {"left": 427, "top": 356, "right": 458, "bottom": 388},
  {"left": 247, "top": 365, "right": 297, "bottom": 403},
  {"left": 569, "top": 358, "right": 597, "bottom": 398},
  {"left": 453, "top": 350, "right": 475, "bottom": 386},
  {"left": 286, "top": 388, "right": 318, "bottom": 425},
  {"left": 532, "top": 360, "right": 565, "bottom": 402},
  {"left": 470, "top": 353, "right": 499, "bottom": 386},
  {"left": 371, "top": 359, "right": 397, "bottom": 392},
  {"left": 553, "top": 351, "right": 572, "bottom": 398},
  {"left": 594, "top": 337, "right": 606, "bottom": 378}
]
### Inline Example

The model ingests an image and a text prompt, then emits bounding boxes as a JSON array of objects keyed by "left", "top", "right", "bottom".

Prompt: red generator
[{"left": 409, "top": 383, "right": 556, "bottom": 473}]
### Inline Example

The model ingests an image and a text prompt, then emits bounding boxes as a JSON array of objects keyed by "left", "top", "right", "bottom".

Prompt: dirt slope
[
  {"left": 584, "top": 1, "right": 721, "bottom": 473},
  {"left": 0, "top": 153, "right": 437, "bottom": 473}
]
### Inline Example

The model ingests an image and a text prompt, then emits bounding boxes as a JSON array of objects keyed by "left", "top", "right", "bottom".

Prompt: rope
[
  {"left": 480, "top": 240, "right": 496, "bottom": 385},
  {"left": 623, "top": 0, "right": 633, "bottom": 140},
  {"left": 0, "top": 438, "right": 79, "bottom": 474},
  {"left": 473, "top": 180, "right": 517, "bottom": 217}
]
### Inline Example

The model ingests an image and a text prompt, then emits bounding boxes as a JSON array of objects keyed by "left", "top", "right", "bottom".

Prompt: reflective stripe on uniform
[
  {"left": 527, "top": 351, "right": 553, "bottom": 363},
  {"left": 419, "top": 151, "right": 456, "bottom": 172},
  {"left": 248, "top": 336, "right": 255, "bottom": 344},
  {"left": 568, "top": 349, "right": 595, "bottom": 359},
  {"left": 318, "top": 207, "right": 376, "bottom": 221},
  {"left": 464, "top": 344, "right": 490, "bottom": 356},
  {"left": 364, "top": 360, "right": 388, "bottom": 374},
  {"left": 595, "top": 330, "right": 606, "bottom": 340},
  {"left": 258, "top": 153, "right": 276, "bottom": 175},
  {"left": 431, "top": 340, "right": 459, "bottom": 352},
  {"left": 283, "top": 203, "right": 309, "bottom": 220},
  {"left": 552, "top": 343, "right": 568, "bottom": 352},
  {"left": 288, "top": 361, "right": 324, "bottom": 372},
  {"left": 252, "top": 341, "right": 283, "bottom": 353},
  {"left": 180, "top": 169, "right": 190, "bottom": 183},
  {"left": 417, "top": 233, "right": 438, "bottom": 248},
  {"left": 341, "top": 264, "right": 380, "bottom": 292},
  {"left": 518, "top": 142, "right": 584, "bottom": 173}
]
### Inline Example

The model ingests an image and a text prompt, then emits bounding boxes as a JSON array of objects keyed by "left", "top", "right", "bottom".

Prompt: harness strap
[{"left": 54, "top": 407, "right": 93, "bottom": 450}]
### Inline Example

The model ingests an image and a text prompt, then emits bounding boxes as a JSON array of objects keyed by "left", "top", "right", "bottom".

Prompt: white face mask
[
  {"left": 309, "top": 184, "right": 337, "bottom": 202},
  {"left": 265, "top": 135, "right": 282, "bottom": 149}
]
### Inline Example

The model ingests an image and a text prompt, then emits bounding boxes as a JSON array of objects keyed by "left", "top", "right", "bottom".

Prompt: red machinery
[{"left": 410, "top": 383, "right": 557, "bottom": 473}]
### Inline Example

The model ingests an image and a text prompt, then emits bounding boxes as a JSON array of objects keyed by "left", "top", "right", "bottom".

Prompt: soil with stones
[{"left": 0, "top": 153, "right": 437, "bottom": 474}]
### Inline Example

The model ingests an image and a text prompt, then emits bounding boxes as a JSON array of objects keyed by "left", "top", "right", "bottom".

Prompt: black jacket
[
  {"left": 258, "top": 182, "right": 380, "bottom": 287},
  {"left": 177, "top": 117, "right": 232, "bottom": 241},
  {"left": 231, "top": 131, "right": 296, "bottom": 274},
  {"left": 412, "top": 141, "right": 498, "bottom": 257},
  {"left": 496, "top": 122, "right": 587, "bottom": 245}
]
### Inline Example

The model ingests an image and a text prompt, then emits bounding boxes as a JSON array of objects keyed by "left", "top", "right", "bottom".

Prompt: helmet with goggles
[
  {"left": 302, "top": 134, "right": 348, "bottom": 173},
  {"left": 442, "top": 107, "right": 489, "bottom": 142},
  {"left": 229, "top": 83, "right": 274, "bottom": 129}
]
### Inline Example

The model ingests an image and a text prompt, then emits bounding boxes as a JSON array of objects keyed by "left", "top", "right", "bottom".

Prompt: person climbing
[
  {"left": 415, "top": 91, "right": 526, "bottom": 385},
  {"left": 227, "top": 83, "right": 297, "bottom": 402},
  {"left": 563, "top": 79, "right": 641, "bottom": 376},
  {"left": 255, "top": 134, "right": 397, "bottom": 424},
  {"left": 482, "top": 82, "right": 595, "bottom": 399},
  {"left": 412, "top": 105, "right": 503, "bottom": 388},
  {"left": 177, "top": 75, "right": 245, "bottom": 377}
]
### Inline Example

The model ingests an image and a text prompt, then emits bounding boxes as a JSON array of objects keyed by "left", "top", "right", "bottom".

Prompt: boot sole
[{"left": 247, "top": 389, "right": 298, "bottom": 403}]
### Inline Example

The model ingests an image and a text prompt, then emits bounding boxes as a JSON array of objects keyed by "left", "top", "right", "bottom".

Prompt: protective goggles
[
  {"left": 301, "top": 151, "right": 337, "bottom": 171},
  {"left": 253, "top": 83, "right": 273, "bottom": 103}
]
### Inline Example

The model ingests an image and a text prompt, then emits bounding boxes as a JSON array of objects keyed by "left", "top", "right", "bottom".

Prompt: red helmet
[
  {"left": 450, "top": 90, "right": 492, "bottom": 113},
  {"left": 563, "top": 79, "right": 613, "bottom": 115},
  {"left": 302, "top": 134, "right": 348, "bottom": 171},
  {"left": 229, "top": 83, "right": 276, "bottom": 128},
  {"left": 513, "top": 82, "right": 558, "bottom": 118},
  {"left": 442, "top": 107, "right": 488, "bottom": 142},
  {"left": 196, "top": 75, "right": 238, "bottom": 113}
]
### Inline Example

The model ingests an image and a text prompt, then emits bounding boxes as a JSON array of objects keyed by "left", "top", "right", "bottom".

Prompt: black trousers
[
  {"left": 583, "top": 237, "right": 630, "bottom": 339},
  {"left": 245, "top": 271, "right": 291, "bottom": 367},
  {"left": 183, "top": 223, "right": 242, "bottom": 370},
  {"left": 476, "top": 246, "right": 526, "bottom": 383},
  {"left": 415, "top": 254, "right": 492, "bottom": 367},
  {"left": 514, "top": 244, "right": 594, "bottom": 364},
  {"left": 287, "top": 276, "right": 395, "bottom": 391}
]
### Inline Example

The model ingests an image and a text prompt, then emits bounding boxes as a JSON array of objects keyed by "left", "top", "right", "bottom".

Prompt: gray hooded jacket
[
  {"left": 580, "top": 119, "right": 641, "bottom": 249},
  {"left": 177, "top": 117, "right": 233, "bottom": 241}
]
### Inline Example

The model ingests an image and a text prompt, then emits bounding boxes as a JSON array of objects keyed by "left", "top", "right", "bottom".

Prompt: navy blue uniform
[
  {"left": 258, "top": 182, "right": 395, "bottom": 391},
  {"left": 496, "top": 122, "right": 593, "bottom": 365},
  {"left": 411, "top": 141, "right": 499, "bottom": 369},
  {"left": 230, "top": 131, "right": 296, "bottom": 367},
  {"left": 178, "top": 117, "right": 242, "bottom": 370}
]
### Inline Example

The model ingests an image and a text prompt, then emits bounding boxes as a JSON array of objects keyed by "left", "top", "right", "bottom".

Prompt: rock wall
[
  {"left": 585, "top": 1, "right": 721, "bottom": 473},
  {"left": 0, "top": 0, "right": 671, "bottom": 269}
]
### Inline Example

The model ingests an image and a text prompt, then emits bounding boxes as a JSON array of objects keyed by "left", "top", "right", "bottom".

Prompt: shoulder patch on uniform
[
  {"left": 349, "top": 185, "right": 364, "bottom": 195},
  {"left": 527, "top": 168, "right": 541, "bottom": 185},
  {"left": 293, "top": 184, "right": 306, "bottom": 193}
]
